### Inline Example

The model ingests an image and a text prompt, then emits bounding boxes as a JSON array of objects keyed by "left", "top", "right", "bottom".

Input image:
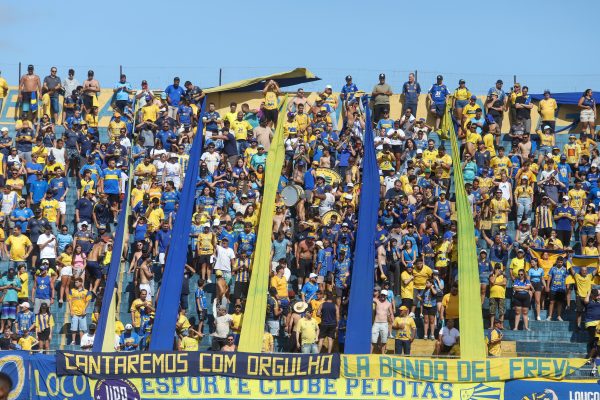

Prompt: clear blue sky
[{"left": 1, "top": 0, "right": 598, "bottom": 94}]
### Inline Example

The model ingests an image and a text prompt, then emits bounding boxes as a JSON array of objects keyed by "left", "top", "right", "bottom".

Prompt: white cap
[
  {"left": 593, "top": 164, "right": 599, "bottom": 168},
  {"left": 416, "top": 149, "right": 423, "bottom": 154},
  {"left": 380, "top": 290, "right": 389, "bottom": 296},
  {"left": 315, "top": 241, "right": 324, "bottom": 248},
  {"left": 521, "top": 175, "right": 529, "bottom": 180},
  {"left": 347, "top": 183, "right": 354, "bottom": 187},
  {"left": 203, "top": 223, "right": 211, "bottom": 228},
  {"left": 543, "top": 125, "right": 551, "bottom": 130},
  {"left": 344, "top": 193, "right": 353, "bottom": 200},
  {"left": 546, "top": 153, "right": 553, "bottom": 158},
  {"left": 21, "top": 302, "right": 30, "bottom": 309},
  {"left": 0, "top": 127, "right": 8, "bottom": 132},
  {"left": 325, "top": 84, "right": 332, "bottom": 89},
  {"left": 309, "top": 273, "right": 318, "bottom": 279},
  {"left": 563, "top": 196, "right": 570, "bottom": 201},
  {"left": 213, "top": 219, "right": 220, "bottom": 226},
  {"left": 125, "top": 323, "right": 133, "bottom": 330}
]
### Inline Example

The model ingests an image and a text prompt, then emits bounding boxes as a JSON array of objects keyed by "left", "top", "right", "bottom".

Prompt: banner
[
  {"left": 344, "top": 95, "right": 380, "bottom": 354},
  {"left": 444, "top": 105, "right": 486, "bottom": 359},
  {"left": 0, "top": 352, "right": 589, "bottom": 400},
  {"left": 238, "top": 97, "right": 289, "bottom": 352},
  {"left": 56, "top": 351, "right": 339, "bottom": 380},
  {"left": 150, "top": 99, "right": 206, "bottom": 350}
]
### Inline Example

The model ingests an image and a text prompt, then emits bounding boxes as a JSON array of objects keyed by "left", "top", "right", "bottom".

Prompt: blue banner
[
  {"left": 504, "top": 378, "right": 600, "bottom": 400},
  {"left": 344, "top": 96, "right": 380, "bottom": 354},
  {"left": 150, "top": 99, "right": 206, "bottom": 350}
]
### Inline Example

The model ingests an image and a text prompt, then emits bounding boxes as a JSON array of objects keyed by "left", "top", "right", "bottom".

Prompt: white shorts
[
  {"left": 159, "top": 253, "right": 166, "bottom": 265},
  {"left": 581, "top": 109, "right": 596, "bottom": 123},
  {"left": 58, "top": 201, "right": 66, "bottom": 215},
  {"left": 59, "top": 265, "right": 73, "bottom": 277},
  {"left": 139, "top": 283, "right": 153, "bottom": 300},
  {"left": 371, "top": 322, "right": 389, "bottom": 344}
]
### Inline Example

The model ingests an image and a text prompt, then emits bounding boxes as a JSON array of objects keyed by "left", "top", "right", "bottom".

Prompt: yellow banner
[{"left": 341, "top": 355, "right": 586, "bottom": 383}]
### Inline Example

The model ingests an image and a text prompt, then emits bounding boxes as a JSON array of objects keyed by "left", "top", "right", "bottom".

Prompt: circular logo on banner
[{"left": 94, "top": 379, "right": 140, "bottom": 400}]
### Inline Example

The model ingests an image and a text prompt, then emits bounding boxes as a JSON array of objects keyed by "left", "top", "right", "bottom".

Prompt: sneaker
[
  {"left": 546, "top": 317, "right": 552, "bottom": 321},
  {"left": 557, "top": 316, "right": 563, "bottom": 321},
  {"left": 207, "top": 279, "right": 212, "bottom": 284},
  {"left": 429, "top": 335, "right": 435, "bottom": 340},
  {"left": 592, "top": 366, "right": 598, "bottom": 377},
  {"left": 388, "top": 334, "right": 394, "bottom": 339},
  {"left": 536, "top": 316, "right": 541, "bottom": 321},
  {"left": 409, "top": 312, "right": 415, "bottom": 318}
]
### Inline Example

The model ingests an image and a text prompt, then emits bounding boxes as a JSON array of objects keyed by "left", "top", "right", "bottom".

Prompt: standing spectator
[
  {"left": 427, "top": 75, "right": 449, "bottom": 131},
  {"left": 538, "top": 90, "right": 557, "bottom": 132},
  {"left": 340, "top": 76, "right": 358, "bottom": 106},
  {"left": 371, "top": 289, "right": 393, "bottom": 354},
  {"left": 487, "top": 319, "right": 504, "bottom": 356},
  {"left": 165, "top": 77, "right": 185, "bottom": 119},
  {"left": 0, "top": 70, "right": 8, "bottom": 113},
  {"left": 5, "top": 226, "right": 32, "bottom": 270},
  {"left": 82, "top": 70, "right": 101, "bottom": 113},
  {"left": 317, "top": 292, "right": 338, "bottom": 353},
  {"left": 297, "top": 307, "right": 319, "bottom": 354},
  {"left": 34, "top": 302, "right": 54, "bottom": 351},
  {"left": 0, "top": 268, "right": 21, "bottom": 331},
  {"left": 547, "top": 257, "right": 568, "bottom": 321},
  {"left": 371, "top": 73, "right": 392, "bottom": 123},
  {"left": 572, "top": 266, "right": 592, "bottom": 330},
  {"left": 392, "top": 305, "right": 416, "bottom": 355},
  {"left": 33, "top": 263, "right": 54, "bottom": 314},
  {"left": 554, "top": 195, "right": 576, "bottom": 246},
  {"left": 578, "top": 89, "right": 596, "bottom": 136},
  {"left": 512, "top": 269, "right": 532, "bottom": 330},
  {"left": 68, "top": 278, "right": 91, "bottom": 344},
  {"left": 113, "top": 74, "right": 132, "bottom": 113},
  {"left": 514, "top": 86, "right": 533, "bottom": 134},
  {"left": 42, "top": 67, "right": 62, "bottom": 123},
  {"left": 402, "top": 72, "right": 421, "bottom": 115},
  {"left": 262, "top": 80, "right": 281, "bottom": 126},
  {"left": 212, "top": 305, "right": 233, "bottom": 351},
  {"left": 18, "top": 64, "right": 41, "bottom": 122}
]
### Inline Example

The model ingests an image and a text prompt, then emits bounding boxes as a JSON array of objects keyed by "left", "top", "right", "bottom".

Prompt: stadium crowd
[{"left": 0, "top": 65, "right": 599, "bottom": 362}]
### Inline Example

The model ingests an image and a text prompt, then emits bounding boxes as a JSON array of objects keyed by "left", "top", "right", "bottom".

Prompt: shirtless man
[
  {"left": 82, "top": 70, "right": 101, "bottom": 113},
  {"left": 137, "top": 256, "right": 155, "bottom": 302},
  {"left": 517, "top": 133, "right": 532, "bottom": 162},
  {"left": 371, "top": 290, "right": 394, "bottom": 354},
  {"left": 287, "top": 88, "right": 310, "bottom": 112},
  {"left": 19, "top": 64, "right": 41, "bottom": 121},
  {"left": 295, "top": 236, "right": 316, "bottom": 287},
  {"left": 87, "top": 239, "right": 106, "bottom": 296}
]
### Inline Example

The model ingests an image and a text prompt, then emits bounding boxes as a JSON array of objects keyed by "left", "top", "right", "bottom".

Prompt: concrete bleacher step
[
  {"left": 384, "top": 338, "right": 517, "bottom": 357},
  {"left": 516, "top": 341, "right": 587, "bottom": 357},
  {"left": 499, "top": 328, "right": 588, "bottom": 342}
]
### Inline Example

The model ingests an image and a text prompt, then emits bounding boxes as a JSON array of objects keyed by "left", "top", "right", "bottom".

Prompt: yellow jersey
[
  {"left": 141, "top": 103, "right": 159, "bottom": 122},
  {"left": 454, "top": 87, "right": 471, "bottom": 101},
  {"left": 538, "top": 98, "right": 557, "bottom": 121},
  {"left": 264, "top": 91, "right": 278, "bottom": 110},
  {"left": 197, "top": 232, "right": 214, "bottom": 255},
  {"left": 40, "top": 198, "right": 60, "bottom": 223},
  {"left": 393, "top": 316, "right": 416, "bottom": 340},
  {"left": 231, "top": 120, "right": 252, "bottom": 141}
]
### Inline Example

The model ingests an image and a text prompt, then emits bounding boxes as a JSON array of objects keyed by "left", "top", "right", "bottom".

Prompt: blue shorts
[
  {"left": 87, "top": 261, "right": 102, "bottom": 279},
  {"left": 21, "top": 92, "right": 33, "bottom": 112},
  {"left": 581, "top": 226, "right": 596, "bottom": 236},
  {"left": 455, "top": 99, "right": 468, "bottom": 109},
  {"left": 432, "top": 103, "right": 446, "bottom": 117},
  {"left": 71, "top": 315, "right": 88, "bottom": 332}
]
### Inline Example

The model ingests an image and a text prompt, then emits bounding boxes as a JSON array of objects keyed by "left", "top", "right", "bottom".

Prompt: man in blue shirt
[
  {"left": 402, "top": 72, "right": 421, "bottom": 114},
  {"left": 113, "top": 74, "right": 132, "bottom": 112},
  {"left": 548, "top": 257, "right": 568, "bottom": 321},
  {"left": 49, "top": 168, "right": 69, "bottom": 226},
  {"left": 156, "top": 122, "right": 177, "bottom": 152},
  {"left": 165, "top": 77, "right": 185, "bottom": 119},
  {"left": 300, "top": 273, "right": 319, "bottom": 303},
  {"left": 427, "top": 75, "right": 449, "bottom": 131},
  {"left": 120, "top": 324, "right": 141, "bottom": 351},
  {"left": 155, "top": 222, "right": 172, "bottom": 269},
  {"left": 75, "top": 191, "right": 95, "bottom": 229},
  {"left": 10, "top": 199, "right": 33, "bottom": 232},
  {"left": 554, "top": 195, "right": 576, "bottom": 246},
  {"left": 340, "top": 75, "right": 358, "bottom": 104},
  {"left": 201, "top": 103, "right": 221, "bottom": 133},
  {"left": 29, "top": 171, "right": 48, "bottom": 209},
  {"left": 161, "top": 181, "right": 179, "bottom": 218}
]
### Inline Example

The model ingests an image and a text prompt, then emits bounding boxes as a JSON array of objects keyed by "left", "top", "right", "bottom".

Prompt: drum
[{"left": 281, "top": 185, "right": 305, "bottom": 207}]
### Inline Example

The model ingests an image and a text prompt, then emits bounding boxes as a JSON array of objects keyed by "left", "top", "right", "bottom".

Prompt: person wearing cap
[
  {"left": 536, "top": 89, "right": 557, "bottom": 131},
  {"left": 15, "top": 300, "right": 35, "bottom": 336},
  {"left": 81, "top": 70, "right": 100, "bottom": 112},
  {"left": 214, "top": 234, "right": 236, "bottom": 286},
  {"left": 372, "top": 288, "right": 394, "bottom": 354},
  {"left": 563, "top": 134, "right": 582, "bottom": 171},
  {"left": 164, "top": 76, "right": 185, "bottom": 119},
  {"left": 427, "top": 75, "right": 449, "bottom": 130},
  {"left": 119, "top": 323, "right": 141, "bottom": 351},
  {"left": 80, "top": 323, "right": 97, "bottom": 351},
  {"left": 452, "top": 79, "right": 471, "bottom": 121},
  {"left": 514, "top": 85, "right": 533, "bottom": 134},
  {"left": 514, "top": 174, "right": 534, "bottom": 224},
  {"left": 371, "top": 73, "right": 392, "bottom": 123},
  {"left": 398, "top": 72, "right": 420, "bottom": 115},
  {"left": 489, "top": 184, "right": 510, "bottom": 234},
  {"left": 18, "top": 64, "right": 41, "bottom": 120},
  {"left": 301, "top": 273, "right": 319, "bottom": 303},
  {"left": 296, "top": 304, "right": 319, "bottom": 354},
  {"left": 340, "top": 75, "right": 358, "bottom": 105},
  {"left": 249, "top": 143, "right": 268, "bottom": 172},
  {"left": 554, "top": 194, "right": 576, "bottom": 246},
  {"left": 392, "top": 305, "right": 416, "bottom": 354}
]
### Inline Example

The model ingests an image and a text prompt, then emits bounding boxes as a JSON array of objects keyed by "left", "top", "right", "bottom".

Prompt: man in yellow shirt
[
  {"left": 568, "top": 180, "right": 587, "bottom": 215},
  {"left": 18, "top": 329, "right": 38, "bottom": 350},
  {"left": 487, "top": 319, "right": 504, "bottom": 356},
  {"left": 400, "top": 264, "right": 415, "bottom": 312},
  {"left": 40, "top": 191, "right": 61, "bottom": 231},
  {"left": 108, "top": 112, "right": 126, "bottom": 141},
  {"left": 573, "top": 266, "right": 592, "bottom": 329},
  {"left": 563, "top": 134, "right": 581, "bottom": 168},
  {"left": 538, "top": 90, "right": 557, "bottom": 131},
  {"left": 145, "top": 198, "right": 164, "bottom": 233},
  {"left": 490, "top": 146, "right": 512, "bottom": 178},
  {"left": 5, "top": 226, "right": 32, "bottom": 266},
  {"left": 489, "top": 189, "right": 510, "bottom": 232},
  {"left": 296, "top": 308, "right": 319, "bottom": 354},
  {"left": 422, "top": 140, "right": 438, "bottom": 169},
  {"left": 392, "top": 306, "right": 416, "bottom": 355},
  {"left": 0, "top": 71, "right": 8, "bottom": 113},
  {"left": 270, "top": 265, "right": 288, "bottom": 299},
  {"left": 141, "top": 101, "right": 160, "bottom": 122},
  {"left": 135, "top": 156, "right": 157, "bottom": 188},
  {"left": 231, "top": 111, "right": 253, "bottom": 142},
  {"left": 442, "top": 283, "right": 460, "bottom": 321},
  {"left": 412, "top": 259, "right": 432, "bottom": 315},
  {"left": 68, "top": 278, "right": 92, "bottom": 344}
]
